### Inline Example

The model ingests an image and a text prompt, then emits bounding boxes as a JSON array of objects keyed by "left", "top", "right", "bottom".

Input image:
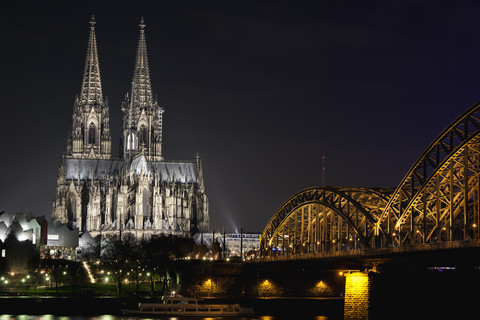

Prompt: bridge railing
[{"left": 252, "top": 239, "right": 480, "bottom": 262}]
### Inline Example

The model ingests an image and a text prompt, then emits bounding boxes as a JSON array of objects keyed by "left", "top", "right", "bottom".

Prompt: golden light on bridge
[
  {"left": 258, "top": 279, "right": 284, "bottom": 296},
  {"left": 260, "top": 99, "right": 480, "bottom": 258},
  {"left": 309, "top": 280, "right": 335, "bottom": 296}
]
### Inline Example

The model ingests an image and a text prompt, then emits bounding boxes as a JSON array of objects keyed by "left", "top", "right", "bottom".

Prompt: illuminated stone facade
[
  {"left": 52, "top": 17, "right": 209, "bottom": 239},
  {"left": 344, "top": 272, "right": 371, "bottom": 320}
]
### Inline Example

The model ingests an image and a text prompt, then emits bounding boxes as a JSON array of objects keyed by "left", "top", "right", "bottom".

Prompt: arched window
[
  {"left": 88, "top": 123, "right": 96, "bottom": 145},
  {"left": 139, "top": 125, "right": 148, "bottom": 147},
  {"left": 66, "top": 193, "right": 76, "bottom": 222},
  {"left": 127, "top": 132, "right": 137, "bottom": 150}
]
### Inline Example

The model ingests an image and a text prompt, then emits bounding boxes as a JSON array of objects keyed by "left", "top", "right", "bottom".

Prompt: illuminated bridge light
[{"left": 257, "top": 96, "right": 480, "bottom": 264}]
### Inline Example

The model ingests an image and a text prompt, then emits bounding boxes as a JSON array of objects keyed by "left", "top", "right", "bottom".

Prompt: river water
[
  {"left": 0, "top": 297, "right": 343, "bottom": 320},
  {"left": 0, "top": 316, "right": 332, "bottom": 320}
]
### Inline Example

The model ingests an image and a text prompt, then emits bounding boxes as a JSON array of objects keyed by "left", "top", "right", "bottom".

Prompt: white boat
[{"left": 121, "top": 296, "right": 255, "bottom": 317}]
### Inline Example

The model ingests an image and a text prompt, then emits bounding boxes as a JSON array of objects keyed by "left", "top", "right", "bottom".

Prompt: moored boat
[{"left": 121, "top": 296, "right": 255, "bottom": 317}]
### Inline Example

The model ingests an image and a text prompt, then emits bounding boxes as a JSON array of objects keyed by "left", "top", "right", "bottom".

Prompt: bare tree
[
  {"left": 40, "top": 258, "right": 67, "bottom": 294},
  {"left": 99, "top": 233, "right": 140, "bottom": 295}
]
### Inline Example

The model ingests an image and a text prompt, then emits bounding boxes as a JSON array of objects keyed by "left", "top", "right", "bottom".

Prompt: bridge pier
[{"left": 343, "top": 271, "right": 372, "bottom": 320}]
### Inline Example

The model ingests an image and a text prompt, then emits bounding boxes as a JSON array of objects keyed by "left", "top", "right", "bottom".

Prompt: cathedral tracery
[
  {"left": 127, "top": 132, "right": 138, "bottom": 151},
  {"left": 139, "top": 124, "right": 148, "bottom": 147},
  {"left": 66, "top": 192, "right": 76, "bottom": 222},
  {"left": 88, "top": 122, "right": 96, "bottom": 145},
  {"left": 52, "top": 17, "right": 209, "bottom": 239}
]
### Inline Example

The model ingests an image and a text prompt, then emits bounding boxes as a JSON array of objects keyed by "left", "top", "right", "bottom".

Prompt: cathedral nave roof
[{"left": 65, "top": 158, "right": 198, "bottom": 184}]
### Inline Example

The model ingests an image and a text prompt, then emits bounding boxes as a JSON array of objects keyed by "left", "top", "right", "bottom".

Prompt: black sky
[{"left": 1, "top": 1, "right": 480, "bottom": 233}]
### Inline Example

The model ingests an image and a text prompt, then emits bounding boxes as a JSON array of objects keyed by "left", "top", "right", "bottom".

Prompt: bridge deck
[{"left": 252, "top": 239, "right": 480, "bottom": 262}]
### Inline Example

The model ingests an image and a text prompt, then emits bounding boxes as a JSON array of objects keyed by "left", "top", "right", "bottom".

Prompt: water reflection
[{"left": 0, "top": 316, "right": 331, "bottom": 320}]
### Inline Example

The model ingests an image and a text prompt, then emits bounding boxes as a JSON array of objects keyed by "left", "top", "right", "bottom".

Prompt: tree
[
  {"left": 99, "top": 233, "right": 140, "bottom": 295},
  {"left": 66, "top": 260, "right": 84, "bottom": 295},
  {"left": 144, "top": 237, "right": 170, "bottom": 294},
  {"left": 5, "top": 234, "right": 36, "bottom": 274},
  {"left": 40, "top": 258, "right": 68, "bottom": 294},
  {"left": 129, "top": 239, "right": 147, "bottom": 293},
  {"left": 143, "top": 235, "right": 194, "bottom": 295}
]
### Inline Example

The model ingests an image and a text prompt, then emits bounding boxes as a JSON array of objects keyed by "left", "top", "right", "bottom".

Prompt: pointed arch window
[
  {"left": 127, "top": 132, "right": 138, "bottom": 150},
  {"left": 88, "top": 123, "right": 96, "bottom": 145},
  {"left": 139, "top": 125, "right": 148, "bottom": 147},
  {"left": 66, "top": 193, "right": 76, "bottom": 222}
]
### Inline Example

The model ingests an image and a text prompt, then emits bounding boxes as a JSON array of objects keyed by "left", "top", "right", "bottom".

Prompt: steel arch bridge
[{"left": 259, "top": 100, "right": 480, "bottom": 257}]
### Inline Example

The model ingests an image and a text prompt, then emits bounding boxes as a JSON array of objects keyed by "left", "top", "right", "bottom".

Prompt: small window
[
  {"left": 88, "top": 123, "right": 96, "bottom": 144},
  {"left": 139, "top": 125, "right": 148, "bottom": 147},
  {"left": 1, "top": 249, "right": 5, "bottom": 257}
]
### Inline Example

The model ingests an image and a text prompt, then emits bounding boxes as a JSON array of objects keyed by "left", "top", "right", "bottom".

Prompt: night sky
[{"left": 2, "top": 1, "right": 480, "bottom": 233}]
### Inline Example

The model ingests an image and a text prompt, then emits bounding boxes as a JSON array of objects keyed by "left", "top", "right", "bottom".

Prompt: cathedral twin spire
[
  {"left": 122, "top": 17, "right": 164, "bottom": 161},
  {"left": 67, "top": 15, "right": 111, "bottom": 159},
  {"left": 68, "top": 16, "right": 163, "bottom": 161},
  {"left": 131, "top": 18, "right": 153, "bottom": 107},
  {"left": 55, "top": 17, "right": 209, "bottom": 237},
  {"left": 79, "top": 16, "right": 103, "bottom": 106}
]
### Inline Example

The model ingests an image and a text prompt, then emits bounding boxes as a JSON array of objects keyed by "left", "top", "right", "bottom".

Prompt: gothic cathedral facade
[{"left": 52, "top": 17, "right": 209, "bottom": 238}]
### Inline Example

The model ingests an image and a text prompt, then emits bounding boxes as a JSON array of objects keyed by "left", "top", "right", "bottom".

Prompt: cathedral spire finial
[
  {"left": 90, "top": 14, "right": 96, "bottom": 27},
  {"left": 80, "top": 15, "right": 103, "bottom": 106},
  {"left": 121, "top": 18, "right": 163, "bottom": 161},
  {"left": 131, "top": 17, "right": 153, "bottom": 106}
]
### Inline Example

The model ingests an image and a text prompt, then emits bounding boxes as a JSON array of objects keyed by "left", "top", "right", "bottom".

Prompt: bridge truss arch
[
  {"left": 376, "top": 103, "right": 480, "bottom": 245},
  {"left": 375, "top": 101, "right": 480, "bottom": 246},
  {"left": 259, "top": 187, "right": 390, "bottom": 256},
  {"left": 259, "top": 101, "right": 480, "bottom": 259}
]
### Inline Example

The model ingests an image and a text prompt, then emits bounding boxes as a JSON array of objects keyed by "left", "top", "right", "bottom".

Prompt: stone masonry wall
[{"left": 344, "top": 272, "right": 371, "bottom": 320}]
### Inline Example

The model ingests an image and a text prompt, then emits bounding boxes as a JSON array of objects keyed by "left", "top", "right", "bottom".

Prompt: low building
[
  {"left": 193, "top": 232, "right": 261, "bottom": 259},
  {"left": 41, "top": 222, "right": 79, "bottom": 260},
  {"left": 0, "top": 211, "right": 47, "bottom": 248},
  {"left": 0, "top": 211, "right": 47, "bottom": 274},
  {"left": 225, "top": 233, "right": 261, "bottom": 257}
]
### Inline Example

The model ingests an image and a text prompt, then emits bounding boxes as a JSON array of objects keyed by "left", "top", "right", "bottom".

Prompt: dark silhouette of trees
[
  {"left": 66, "top": 259, "right": 84, "bottom": 294},
  {"left": 84, "top": 233, "right": 195, "bottom": 295},
  {"left": 4, "top": 234, "right": 36, "bottom": 274},
  {"left": 99, "top": 233, "right": 142, "bottom": 295},
  {"left": 40, "top": 258, "right": 72, "bottom": 294},
  {"left": 143, "top": 235, "right": 194, "bottom": 294}
]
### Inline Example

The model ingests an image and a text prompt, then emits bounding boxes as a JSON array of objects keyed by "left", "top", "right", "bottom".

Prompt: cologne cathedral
[{"left": 52, "top": 17, "right": 209, "bottom": 239}]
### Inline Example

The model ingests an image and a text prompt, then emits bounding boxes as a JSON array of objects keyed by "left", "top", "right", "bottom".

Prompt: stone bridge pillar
[{"left": 344, "top": 271, "right": 372, "bottom": 320}]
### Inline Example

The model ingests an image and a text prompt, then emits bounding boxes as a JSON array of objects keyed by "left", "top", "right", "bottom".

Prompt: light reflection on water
[{"left": 0, "top": 316, "right": 331, "bottom": 320}]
